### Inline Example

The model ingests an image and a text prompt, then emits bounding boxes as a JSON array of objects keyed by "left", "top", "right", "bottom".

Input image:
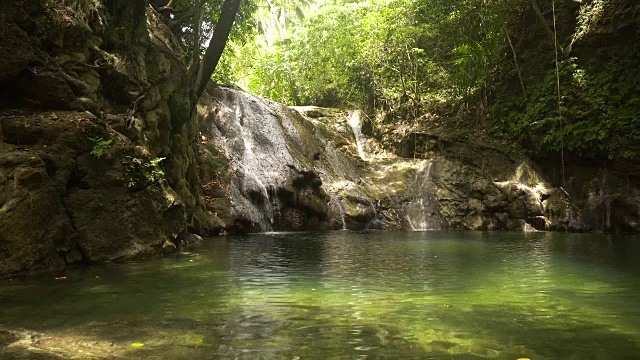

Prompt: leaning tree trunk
[{"left": 194, "top": 0, "right": 242, "bottom": 100}]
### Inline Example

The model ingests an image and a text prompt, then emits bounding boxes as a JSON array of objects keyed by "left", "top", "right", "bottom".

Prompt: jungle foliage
[
  {"left": 492, "top": 0, "right": 640, "bottom": 160},
  {"left": 209, "top": 0, "right": 640, "bottom": 160}
]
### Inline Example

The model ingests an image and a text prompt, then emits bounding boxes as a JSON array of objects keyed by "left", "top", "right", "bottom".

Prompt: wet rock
[
  {"left": 183, "top": 233, "right": 204, "bottom": 245},
  {"left": 0, "top": 23, "right": 36, "bottom": 83},
  {"left": 0, "top": 140, "right": 73, "bottom": 275},
  {"left": 66, "top": 186, "right": 185, "bottom": 262},
  {"left": 13, "top": 166, "right": 48, "bottom": 189},
  {"left": 527, "top": 216, "right": 547, "bottom": 230},
  {"left": 280, "top": 208, "right": 306, "bottom": 230},
  {"left": 343, "top": 194, "right": 377, "bottom": 229},
  {"left": 198, "top": 88, "right": 561, "bottom": 232},
  {"left": 71, "top": 97, "right": 99, "bottom": 115},
  {"left": 191, "top": 206, "right": 225, "bottom": 236},
  {"left": 19, "top": 71, "right": 77, "bottom": 109},
  {"left": 0, "top": 331, "right": 17, "bottom": 348},
  {"left": 196, "top": 87, "right": 343, "bottom": 233},
  {"left": 196, "top": 86, "right": 640, "bottom": 235},
  {"left": 162, "top": 239, "right": 177, "bottom": 252}
]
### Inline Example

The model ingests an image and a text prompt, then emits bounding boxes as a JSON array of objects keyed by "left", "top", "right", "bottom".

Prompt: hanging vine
[{"left": 552, "top": 0, "right": 565, "bottom": 189}]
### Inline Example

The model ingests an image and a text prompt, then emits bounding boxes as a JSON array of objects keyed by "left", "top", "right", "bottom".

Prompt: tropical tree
[{"left": 150, "top": 0, "right": 253, "bottom": 102}]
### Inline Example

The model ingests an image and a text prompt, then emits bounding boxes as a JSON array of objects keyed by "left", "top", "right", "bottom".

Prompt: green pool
[{"left": 1, "top": 231, "right": 639, "bottom": 359}]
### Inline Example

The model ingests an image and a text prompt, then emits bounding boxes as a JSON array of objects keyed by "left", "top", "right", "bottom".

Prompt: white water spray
[
  {"left": 348, "top": 110, "right": 367, "bottom": 160},
  {"left": 403, "top": 161, "right": 442, "bottom": 230}
]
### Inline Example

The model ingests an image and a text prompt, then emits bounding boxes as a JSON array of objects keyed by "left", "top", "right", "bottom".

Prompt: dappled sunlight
[
  {"left": 324, "top": 180, "right": 352, "bottom": 192},
  {"left": 493, "top": 162, "right": 553, "bottom": 231}
]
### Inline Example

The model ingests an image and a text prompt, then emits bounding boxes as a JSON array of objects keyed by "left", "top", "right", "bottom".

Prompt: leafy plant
[
  {"left": 124, "top": 156, "right": 166, "bottom": 190},
  {"left": 89, "top": 137, "right": 114, "bottom": 159}
]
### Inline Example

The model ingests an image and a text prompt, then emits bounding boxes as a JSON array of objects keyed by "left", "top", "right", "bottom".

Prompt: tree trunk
[
  {"left": 170, "top": 0, "right": 208, "bottom": 30},
  {"left": 132, "top": 0, "right": 149, "bottom": 41},
  {"left": 552, "top": 0, "right": 566, "bottom": 188},
  {"left": 529, "top": 0, "right": 554, "bottom": 40},
  {"left": 194, "top": 0, "right": 242, "bottom": 100}
]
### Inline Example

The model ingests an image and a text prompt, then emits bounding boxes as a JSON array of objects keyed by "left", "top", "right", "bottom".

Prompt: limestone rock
[{"left": 0, "top": 2, "right": 201, "bottom": 277}]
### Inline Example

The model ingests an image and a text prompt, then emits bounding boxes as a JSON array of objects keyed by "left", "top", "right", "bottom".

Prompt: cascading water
[
  {"left": 202, "top": 87, "right": 355, "bottom": 232},
  {"left": 199, "top": 87, "right": 637, "bottom": 233},
  {"left": 347, "top": 110, "right": 367, "bottom": 160},
  {"left": 366, "top": 200, "right": 380, "bottom": 229},
  {"left": 204, "top": 88, "right": 301, "bottom": 232},
  {"left": 236, "top": 113, "right": 275, "bottom": 229},
  {"left": 403, "top": 161, "right": 443, "bottom": 230},
  {"left": 329, "top": 195, "right": 347, "bottom": 230}
]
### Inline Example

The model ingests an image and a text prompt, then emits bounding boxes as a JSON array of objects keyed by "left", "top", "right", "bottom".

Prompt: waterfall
[
  {"left": 237, "top": 96, "right": 276, "bottom": 230},
  {"left": 236, "top": 113, "right": 275, "bottom": 229},
  {"left": 206, "top": 88, "right": 303, "bottom": 232},
  {"left": 204, "top": 88, "right": 369, "bottom": 233},
  {"left": 403, "top": 161, "right": 442, "bottom": 231},
  {"left": 347, "top": 110, "right": 367, "bottom": 160},
  {"left": 329, "top": 196, "right": 347, "bottom": 230},
  {"left": 367, "top": 201, "right": 380, "bottom": 229},
  {"left": 199, "top": 87, "right": 628, "bottom": 234}
]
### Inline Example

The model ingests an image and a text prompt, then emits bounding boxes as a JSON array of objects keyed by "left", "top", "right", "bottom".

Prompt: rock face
[
  {"left": 543, "top": 162, "right": 640, "bottom": 233},
  {"left": 0, "top": 1, "right": 208, "bottom": 277},
  {"left": 196, "top": 87, "right": 347, "bottom": 232},
  {"left": 195, "top": 87, "right": 612, "bottom": 233}
]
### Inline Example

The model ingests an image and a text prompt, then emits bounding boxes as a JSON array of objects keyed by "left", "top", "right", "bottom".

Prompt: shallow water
[{"left": 1, "top": 231, "right": 640, "bottom": 359}]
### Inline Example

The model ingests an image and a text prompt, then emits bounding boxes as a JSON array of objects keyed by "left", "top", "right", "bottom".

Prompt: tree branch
[
  {"left": 529, "top": 0, "right": 554, "bottom": 40},
  {"left": 170, "top": 0, "right": 208, "bottom": 30}
]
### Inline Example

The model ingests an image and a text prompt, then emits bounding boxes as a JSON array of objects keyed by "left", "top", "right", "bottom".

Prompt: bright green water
[{"left": 1, "top": 231, "right": 640, "bottom": 359}]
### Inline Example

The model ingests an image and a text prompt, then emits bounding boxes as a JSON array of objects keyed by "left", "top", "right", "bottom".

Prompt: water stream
[
  {"left": 403, "top": 161, "right": 443, "bottom": 230},
  {"left": 347, "top": 110, "right": 367, "bottom": 160},
  {"left": 329, "top": 196, "right": 347, "bottom": 230}
]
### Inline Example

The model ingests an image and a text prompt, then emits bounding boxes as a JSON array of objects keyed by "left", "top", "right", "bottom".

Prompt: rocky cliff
[
  {"left": 0, "top": 0, "right": 214, "bottom": 277},
  {"left": 195, "top": 86, "right": 608, "bottom": 234}
]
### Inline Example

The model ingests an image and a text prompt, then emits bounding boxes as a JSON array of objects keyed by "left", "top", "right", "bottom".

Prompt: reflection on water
[{"left": 1, "top": 231, "right": 639, "bottom": 359}]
